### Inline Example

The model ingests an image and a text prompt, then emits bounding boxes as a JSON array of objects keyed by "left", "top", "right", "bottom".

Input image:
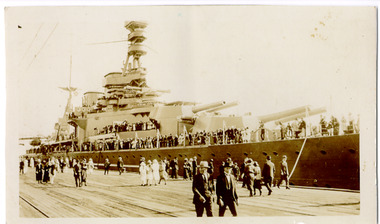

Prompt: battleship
[{"left": 22, "top": 21, "right": 360, "bottom": 190}]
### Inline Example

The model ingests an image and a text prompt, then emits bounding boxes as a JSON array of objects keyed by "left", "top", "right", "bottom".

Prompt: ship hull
[{"left": 34, "top": 134, "right": 360, "bottom": 190}]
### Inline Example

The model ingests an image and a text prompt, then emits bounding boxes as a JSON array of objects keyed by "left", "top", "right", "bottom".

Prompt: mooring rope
[{"left": 289, "top": 137, "right": 308, "bottom": 179}]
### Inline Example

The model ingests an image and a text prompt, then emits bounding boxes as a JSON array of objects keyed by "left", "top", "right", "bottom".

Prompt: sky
[{"left": 4, "top": 5, "right": 377, "bottom": 138}]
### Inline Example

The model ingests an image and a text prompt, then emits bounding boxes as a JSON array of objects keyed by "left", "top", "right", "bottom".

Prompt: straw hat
[{"left": 199, "top": 161, "right": 208, "bottom": 168}]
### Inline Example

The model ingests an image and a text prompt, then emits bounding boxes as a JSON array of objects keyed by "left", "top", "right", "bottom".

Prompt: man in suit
[
  {"left": 35, "top": 159, "right": 43, "bottom": 184},
  {"left": 277, "top": 155, "right": 290, "bottom": 189},
  {"left": 216, "top": 161, "right": 238, "bottom": 217},
  {"left": 192, "top": 161, "right": 214, "bottom": 217},
  {"left": 104, "top": 158, "right": 110, "bottom": 175},
  {"left": 244, "top": 159, "right": 255, "bottom": 197},
  {"left": 262, "top": 156, "right": 275, "bottom": 195},
  {"left": 192, "top": 156, "right": 198, "bottom": 176},
  {"left": 170, "top": 157, "right": 179, "bottom": 179},
  {"left": 117, "top": 156, "right": 124, "bottom": 175},
  {"left": 73, "top": 159, "right": 81, "bottom": 187}
]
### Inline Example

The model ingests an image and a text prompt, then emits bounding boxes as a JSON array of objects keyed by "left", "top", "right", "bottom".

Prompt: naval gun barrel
[
  {"left": 205, "top": 101, "right": 239, "bottom": 113},
  {"left": 274, "top": 107, "right": 327, "bottom": 125},
  {"left": 257, "top": 105, "right": 311, "bottom": 123},
  {"left": 192, "top": 101, "right": 225, "bottom": 113}
]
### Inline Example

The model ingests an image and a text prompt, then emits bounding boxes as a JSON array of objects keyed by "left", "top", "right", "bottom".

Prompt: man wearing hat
[
  {"left": 192, "top": 156, "right": 198, "bottom": 176},
  {"left": 216, "top": 161, "right": 238, "bottom": 216},
  {"left": 192, "top": 161, "right": 214, "bottom": 217},
  {"left": 262, "top": 156, "right": 275, "bottom": 195},
  {"left": 117, "top": 156, "right": 124, "bottom": 175},
  {"left": 277, "top": 155, "right": 290, "bottom": 189},
  {"left": 208, "top": 159, "right": 214, "bottom": 179},
  {"left": 35, "top": 159, "right": 43, "bottom": 184},
  {"left": 244, "top": 159, "right": 255, "bottom": 197}
]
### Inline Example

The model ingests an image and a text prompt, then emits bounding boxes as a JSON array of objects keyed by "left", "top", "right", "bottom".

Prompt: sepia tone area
[
  {"left": 5, "top": 4, "right": 377, "bottom": 224},
  {"left": 19, "top": 170, "right": 359, "bottom": 218}
]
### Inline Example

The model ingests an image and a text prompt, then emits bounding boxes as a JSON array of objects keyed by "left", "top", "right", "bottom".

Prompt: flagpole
[
  {"left": 223, "top": 120, "right": 227, "bottom": 145},
  {"left": 183, "top": 125, "right": 187, "bottom": 147},
  {"left": 156, "top": 129, "right": 160, "bottom": 148}
]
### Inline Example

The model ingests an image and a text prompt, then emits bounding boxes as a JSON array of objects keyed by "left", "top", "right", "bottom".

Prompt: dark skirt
[
  {"left": 43, "top": 170, "right": 50, "bottom": 182},
  {"left": 81, "top": 170, "right": 87, "bottom": 181},
  {"left": 254, "top": 179, "right": 262, "bottom": 189},
  {"left": 36, "top": 172, "right": 42, "bottom": 181}
]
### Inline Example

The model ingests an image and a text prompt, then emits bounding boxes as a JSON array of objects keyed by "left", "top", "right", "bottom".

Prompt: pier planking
[{"left": 19, "top": 169, "right": 359, "bottom": 218}]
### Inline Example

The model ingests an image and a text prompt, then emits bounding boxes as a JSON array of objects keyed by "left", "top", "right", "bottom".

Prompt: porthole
[
  {"left": 320, "top": 150, "right": 327, "bottom": 155},
  {"left": 262, "top": 152, "right": 267, "bottom": 156},
  {"left": 349, "top": 149, "right": 356, "bottom": 154}
]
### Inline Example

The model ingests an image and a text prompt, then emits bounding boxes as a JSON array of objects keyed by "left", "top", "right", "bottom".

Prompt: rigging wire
[
  {"left": 87, "top": 40, "right": 157, "bottom": 54},
  {"left": 20, "top": 23, "right": 44, "bottom": 64},
  {"left": 27, "top": 23, "right": 59, "bottom": 70},
  {"left": 87, "top": 39, "right": 128, "bottom": 45}
]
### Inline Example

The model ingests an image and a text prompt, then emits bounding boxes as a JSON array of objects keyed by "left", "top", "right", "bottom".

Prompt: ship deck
[{"left": 19, "top": 169, "right": 360, "bottom": 218}]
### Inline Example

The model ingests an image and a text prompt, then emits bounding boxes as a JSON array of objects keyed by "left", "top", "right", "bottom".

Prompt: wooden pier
[{"left": 19, "top": 169, "right": 360, "bottom": 218}]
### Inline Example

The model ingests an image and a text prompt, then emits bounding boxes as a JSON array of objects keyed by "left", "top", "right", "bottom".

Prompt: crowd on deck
[
  {"left": 27, "top": 113, "right": 360, "bottom": 155},
  {"left": 80, "top": 127, "right": 246, "bottom": 151},
  {"left": 95, "top": 120, "right": 158, "bottom": 135}
]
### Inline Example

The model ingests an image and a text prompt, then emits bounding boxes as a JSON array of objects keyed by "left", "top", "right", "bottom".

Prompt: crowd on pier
[
  {"left": 21, "top": 152, "right": 292, "bottom": 217},
  {"left": 20, "top": 156, "right": 95, "bottom": 187}
]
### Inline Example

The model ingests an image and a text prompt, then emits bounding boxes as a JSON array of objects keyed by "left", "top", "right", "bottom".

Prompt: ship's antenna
[{"left": 57, "top": 55, "right": 77, "bottom": 141}]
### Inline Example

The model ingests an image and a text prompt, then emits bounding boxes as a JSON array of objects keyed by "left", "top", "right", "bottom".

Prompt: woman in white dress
[
  {"left": 49, "top": 158, "right": 56, "bottom": 184},
  {"left": 146, "top": 160, "right": 153, "bottom": 186},
  {"left": 30, "top": 157, "right": 34, "bottom": 168},
  {"left": 23, "top": 158, "right": 29, "bottom": 174},
  {"left": 55, "top": 158, "right": 61, "bottom": 173},
  {"left": 65, "top": 157, "right": 70, "bottom": 170},
  {"left": 152, "top": 159, "right": 160, "bottom": 186},
  {"left": 139, "top": 157, "right": 147, "bottom": 186},
  {"left": 158, "top": 160, "right": 168, "bottom": 185},
  {"left": 88, "top": 158, "right": 94, "bottom": 175}
]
